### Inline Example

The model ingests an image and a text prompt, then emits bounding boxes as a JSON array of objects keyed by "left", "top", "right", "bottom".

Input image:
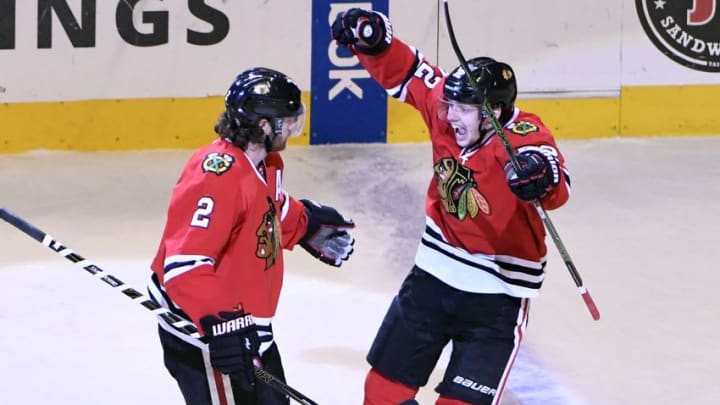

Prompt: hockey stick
[
  {"left": 0, "top": 207, "right": 319, "bottom": 405},
  {"left": 441, "top": 0, "right": 600, "bottom": 321}
]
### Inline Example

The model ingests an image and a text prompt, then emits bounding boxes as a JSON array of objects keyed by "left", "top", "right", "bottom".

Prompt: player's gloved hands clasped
[
  {"left": 200, "top": 310, "right": 260, "bottom": 391},
  {"left": 505, "top": 150, "right": 560, "bottom": 201},
  {"left": 331, "top": 8, "right": 392, "bottom": 55},
  {"left": 299, "top": 199, "right": 355, "bottom": 267}
]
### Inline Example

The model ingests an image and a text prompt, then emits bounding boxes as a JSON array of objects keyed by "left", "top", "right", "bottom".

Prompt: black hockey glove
[
  {"left": 299, "top": 199, "right": 355, "bottom": 267},
  {"left": 505, "top": 149, "right": 560, "bottom": 201},
  {"left": 199, "top": 311, "right": 260, "bottom": 391},
  {"left": 331, "top": 8, "right": 392, "bottom": 55}
]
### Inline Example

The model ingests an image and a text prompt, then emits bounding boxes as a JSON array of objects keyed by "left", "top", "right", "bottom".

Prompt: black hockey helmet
[
  {"left": 225, "top": 67, "right": 305, "bottom": 138},
  {"left": 443, "top": 57, "right": 517, "bottom": 108}
]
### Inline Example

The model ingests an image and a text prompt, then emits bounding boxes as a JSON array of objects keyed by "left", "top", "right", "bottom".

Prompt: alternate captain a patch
[
  {"left": 202, "top": 153, "right": 235, "bottom": 175},
  {"left": 510, "top": 121, "right": 539, "bottom": 136}
]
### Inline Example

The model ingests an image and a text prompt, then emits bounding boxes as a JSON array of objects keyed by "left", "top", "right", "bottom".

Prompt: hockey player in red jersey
[
  {"left": 332, "top": 9, "right": 571, "bottom": 405},
  {"left": 148, "top": 67, "right": 355, "bottom": 405}
]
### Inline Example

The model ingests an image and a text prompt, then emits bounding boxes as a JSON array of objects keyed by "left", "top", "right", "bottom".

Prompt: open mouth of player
[{"left": 451, "top": 124, "right": 467, "bottom": 136}]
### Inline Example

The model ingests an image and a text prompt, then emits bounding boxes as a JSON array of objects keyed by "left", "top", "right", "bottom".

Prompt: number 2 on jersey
[
  {"left": 415, "top": 62, "right": 441, "bottom": 88},
  {"left": 190, "top": 197, "right": 215, "bottom": 228}
]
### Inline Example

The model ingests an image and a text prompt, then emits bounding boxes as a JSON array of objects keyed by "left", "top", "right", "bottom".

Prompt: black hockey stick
[
  {"left": 441, "top": 0, "right": 600, "bottom": 321},
  {"left": 0, "top": 207, "right": 320, "bottom": 405}
]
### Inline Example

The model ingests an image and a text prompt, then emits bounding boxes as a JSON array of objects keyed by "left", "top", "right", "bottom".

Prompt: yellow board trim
[
  {"left": 2, "top": 85, "right": 719, "bottom": 153},
  {"left": 0, "top": 93, "right": 311, "bottom": 153},
  {"left": 515, "top": 97, "right": 619, "bottom": 139},
  {"left": 620, "top": 84, "right": 720, "bottom": 137},
  {"left": 387, "top": 96, "right": 619, "bottom": 142},
  {"left": 386, "top": 97, "right": 430, "bottom": 143},
  {"left": 387, "top": 84, "right": 720, "bottom": 142}
]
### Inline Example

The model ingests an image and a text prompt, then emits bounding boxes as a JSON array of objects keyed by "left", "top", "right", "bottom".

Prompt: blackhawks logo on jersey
[
  {"left": 202, "top": 152, "right": 234, "bottom": 175},
  {"left": 433, "top": 158, "right": 490, "bottom": 220},
  {"left": 509, "top": 121, "right": 539, "bottom": 136},
  {"left": 255, "top": 197, "right": 280, "bottom": 269}
]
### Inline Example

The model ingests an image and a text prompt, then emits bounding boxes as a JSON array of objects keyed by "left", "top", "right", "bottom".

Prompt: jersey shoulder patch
[
  {"left": 201, "top": 152, "right": 235, "bottom": 175},
  {"left": 509, "top": 121, "right": 539, "bottom": 136}
]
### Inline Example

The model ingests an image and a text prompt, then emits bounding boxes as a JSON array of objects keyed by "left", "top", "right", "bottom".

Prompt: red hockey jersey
[
  {"left": 356, "top": 39, "right": 571, "bottom": 297},
  {"left": 150, "top": 139, "right": 308, "bottom": 327}
]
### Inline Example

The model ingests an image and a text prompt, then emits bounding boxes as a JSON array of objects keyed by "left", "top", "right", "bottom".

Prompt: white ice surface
[{"left": 2, "top": 137, "right": 719, "bottom": 404}]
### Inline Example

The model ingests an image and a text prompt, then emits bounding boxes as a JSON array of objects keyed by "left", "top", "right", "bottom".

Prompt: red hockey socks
[{"left": 363, "top": 368, "right": 419, "bottom": 405}]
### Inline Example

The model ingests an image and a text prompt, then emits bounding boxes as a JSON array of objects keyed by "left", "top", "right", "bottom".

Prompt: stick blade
[{"left": 580, "top": 288, "right": 600, "bottom": 321}]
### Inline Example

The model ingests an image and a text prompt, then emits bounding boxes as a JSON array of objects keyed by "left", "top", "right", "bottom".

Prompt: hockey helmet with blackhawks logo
[
  {"left": 443, "top": 57, "right": 517, "bottom": 108},
  {"left": 225, "top": 67, "right": 305, "bottom": 137}
]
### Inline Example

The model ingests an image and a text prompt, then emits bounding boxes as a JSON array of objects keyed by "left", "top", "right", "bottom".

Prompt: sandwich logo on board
[{"left": 636, "top": 0, "right": 720, "bottom": 72}]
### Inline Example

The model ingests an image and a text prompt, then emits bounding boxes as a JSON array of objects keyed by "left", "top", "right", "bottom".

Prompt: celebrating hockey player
[
  {"left": 332, "top": 8, "right": 571, "bottom": 405},
  {"left": 148, "top": 67, "right": 355, "bottom": 404}
]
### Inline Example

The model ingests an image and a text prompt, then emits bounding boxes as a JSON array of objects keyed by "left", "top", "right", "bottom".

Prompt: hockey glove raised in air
[
  {"left": 505, "top": 148, "right": 561, "bottom": 201},
  {"left": 200, "top": 310, "right": 260, "bottom": 391},
  {"left": 299, "top": 199, "right": 355, "bottom": 267},
  {"left": 331, "top": 8, "right": 392, "bottom": 55}
]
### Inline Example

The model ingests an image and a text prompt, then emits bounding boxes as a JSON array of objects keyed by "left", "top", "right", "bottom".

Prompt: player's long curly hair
[{"left": 214, "top": 111, "right": 266, "bottom": 151}]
